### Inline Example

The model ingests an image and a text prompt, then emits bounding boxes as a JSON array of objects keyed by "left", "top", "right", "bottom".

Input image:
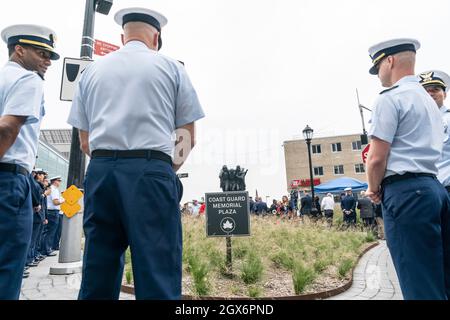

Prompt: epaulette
[{"left": 379, "top": 85, "right": 399, "bottom": 95}]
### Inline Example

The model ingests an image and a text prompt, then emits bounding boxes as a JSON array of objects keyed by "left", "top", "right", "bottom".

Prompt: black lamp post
[
  {"left": 302, "top": 125, "right": 316, "bottom": 211},
  {"left": 67, "top": 0, "right": 113, "bottom": 189}
]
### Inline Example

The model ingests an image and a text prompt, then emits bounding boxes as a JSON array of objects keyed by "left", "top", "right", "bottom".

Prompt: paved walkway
[
  {"left": 20, "top": 241, "right": 403, "bottom": 300},
  {"left": 20, "top": 253, "right": 134, "bottom": 300},
  {"left": 328, "top": 240, "right": 404, "bottom": 300}
]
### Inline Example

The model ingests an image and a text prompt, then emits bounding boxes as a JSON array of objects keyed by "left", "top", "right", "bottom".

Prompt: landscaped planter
[{"left": 121, "top": 241, "right": 379, "bottom": 300}]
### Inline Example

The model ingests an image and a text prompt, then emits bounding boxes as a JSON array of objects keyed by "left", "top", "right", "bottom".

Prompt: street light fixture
[
  {"left": 96, "top": 0, "right": 113, "bottom": 15},
  {"left": 302, "top": 125, "right": 317, "bottom": 215}
]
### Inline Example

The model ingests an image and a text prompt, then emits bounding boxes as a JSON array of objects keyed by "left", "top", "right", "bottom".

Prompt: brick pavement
[{"left": 328, "top": 240, "right": 404, "bottom": 300}]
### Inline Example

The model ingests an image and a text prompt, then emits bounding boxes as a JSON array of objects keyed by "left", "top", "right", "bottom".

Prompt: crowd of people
[
  {"left": 245, "top": 188, "right": 384, "bottom": 237},
  {"left": 182, "top": 187, "right": 385, "bottom": 240},
  {"left": 23, "top": 169, "right": 65, "bottom": 279}
]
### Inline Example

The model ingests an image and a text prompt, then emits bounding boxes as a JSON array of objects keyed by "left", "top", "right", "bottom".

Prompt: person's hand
[
  {"left": 366, "top": 189, "right": 381, "bottom": 204},
  {"left": 34, "top": 205, "right": 41, "bottom": 212},
  {"left": 44, "top": 219, "right": 48, "bottom": 225}
]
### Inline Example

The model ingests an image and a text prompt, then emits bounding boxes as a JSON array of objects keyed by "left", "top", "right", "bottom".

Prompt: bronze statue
[{"left": 220, "top": 165, "right": 247, "bottom": 192}]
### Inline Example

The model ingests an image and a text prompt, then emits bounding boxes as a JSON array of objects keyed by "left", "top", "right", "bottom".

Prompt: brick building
[{"left": 284, "top": 133, "right": 368, "bottom": 190}]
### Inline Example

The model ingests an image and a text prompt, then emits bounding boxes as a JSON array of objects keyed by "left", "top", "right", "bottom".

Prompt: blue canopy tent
[{"left": 314, "top": 177, "right": 368, "bottom": 194}]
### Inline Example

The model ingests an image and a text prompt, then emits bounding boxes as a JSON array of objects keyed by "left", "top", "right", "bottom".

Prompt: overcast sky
[{"left": 1, "top": 0, "right": 449, "bottom": 203}]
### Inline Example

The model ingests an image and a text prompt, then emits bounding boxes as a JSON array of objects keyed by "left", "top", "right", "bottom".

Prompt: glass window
[
  {"left": 331, "top": 143, "right": 342, "bottom": 152},
  {"left": 355, "top": 163, "right": 365, "bottom": 174},
  {"left": 312, "top": 144, "right": 322, "bottom": 154},
  {"left": 314, "top": 167, "right": 324, "bottom": 176},
  {"left": 334, "top": 165, "right": 344, "bottom": 175},
  {"left": 352, "top": 141, "right": 362, "bottom": 151}
]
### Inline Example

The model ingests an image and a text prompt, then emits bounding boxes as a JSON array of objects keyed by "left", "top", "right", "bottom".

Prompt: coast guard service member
[
  {"left": 419, "top": 70, "right": 450, "bottom": 196},
  {"left": 67, "top": 7, "right": 205, "bottom": 300},
  {"left": 365, "top": 38, "right": 450, "bottom": 300},
  {"left": 0, "top": 24, "right": 58, "bottom": 299}
]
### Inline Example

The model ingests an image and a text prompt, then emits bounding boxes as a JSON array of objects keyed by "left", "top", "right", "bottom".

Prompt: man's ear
[
  {"left": 15, "top": 44, "right": 25, "bottom": 58},
  {"left": 388, "top": 55, "right": 395, "bottom": 70},
  {"left": 121, "top": 34, "right": 125, "bottom": 45}
]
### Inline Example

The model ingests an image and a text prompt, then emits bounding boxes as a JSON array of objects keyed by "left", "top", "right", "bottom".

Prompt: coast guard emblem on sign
[{"left": 220, "top": 217, "right": 236, "bottom": 234}]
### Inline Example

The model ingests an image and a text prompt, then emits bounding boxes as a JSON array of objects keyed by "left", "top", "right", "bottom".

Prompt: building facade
[
  {"left": 39, "top": 129, "right": 72, "bottom": 160},
  {"left": 36, "top": 139, "right": 69, "bottom": 188},
  {"left": 284, "top": 133, "right": 368, "bottom": 190}
]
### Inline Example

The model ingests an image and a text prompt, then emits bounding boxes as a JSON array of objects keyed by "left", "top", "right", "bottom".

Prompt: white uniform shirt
[
  {"left": 437, "top": 105, "right": 450, "bottom": 187},
  {"left": 47, "top": 185, "right": 62, "bottom": 210},
  {"left": 321, "top": 196, "right": 335, "bottom": 211},
  {"left": 0, "top": 62, "right": 45, "bottom": 173},
  {"left": 369, "top": 76, "right": 444, "bottom": 178},
  {"left": 67, "top": 41, "right": 205, "bottom": 157}
]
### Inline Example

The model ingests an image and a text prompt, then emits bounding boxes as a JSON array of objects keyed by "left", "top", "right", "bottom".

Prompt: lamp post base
[{"left": 49, "top": 261, "right": 83, "bottom": 275}]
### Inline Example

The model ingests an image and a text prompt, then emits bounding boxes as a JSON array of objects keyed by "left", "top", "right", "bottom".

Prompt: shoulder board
[{"left": 379, "top": 85, "right": 399, "bottom": 95}]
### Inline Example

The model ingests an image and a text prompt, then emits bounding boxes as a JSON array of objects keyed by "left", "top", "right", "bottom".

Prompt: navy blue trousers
[
  {"left": 78, "top": 157, "right": 183, "bottom": 300},
  {"left": 53, "top": 213, "right": 62, "bottom": 250},
  {"left": 0, "top": 172, "right": 32, "bottom": 300},
  {"left": 44, "top": 210, "right": 59, "bottom": 254},
  {"left": 38, "top": 223, "right": 47, "bottom": 255},
  {"left": 382, "top": 176, "right": 450, "bottom": 300},
  {"left": 26, "top": 221, "right": 42, "bottom": 264}
]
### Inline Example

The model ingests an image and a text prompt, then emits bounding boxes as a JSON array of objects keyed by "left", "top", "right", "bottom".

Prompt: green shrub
[
  {"left": 271, "top": 250, "right": 294, "bottom": 270},
  {"left": 292, "top": 262, "right": 316, "bottom": 294},
  {"left": 365, "top": 231, "right": 376, "bottom": 242},
  {"left": 125, "top": 248, "right": 131, "bottom": 265},
  {"left": 248, "top": 286, "right": 262, "bottom": 298},
  {"left": 313, "top": 258, "right": 329, "bottom": 273},
  {"left": 233, "top": 244, "right": 249, "bottom": 259},
  {"left": 338, "top": 258, "right": 354, "bottom": 278},
  {"left": 241, "top": 253, "right": 264, "bottom": 284},
  {"left": 188, "top": 254, "right": 211, "bottom": 296},
  {"left": 125, "top": 269, "right": 133, "bottom": 285}
]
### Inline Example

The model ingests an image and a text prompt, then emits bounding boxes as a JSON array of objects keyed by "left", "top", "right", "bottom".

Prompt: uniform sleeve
[
  {"left": 51, "top": 188, "right": 60, "bottom": 201},
  {"left": 2, "top": 73, "right": 43, "bottom": 125},
  {"left": 368, "top": 95, "right": 399, "bottom": 144},
  {"left": 175, "top": 66, "right": 205, "bottom": 128},
  {"left": 67, "top": 77, "right": 89, "bottom": 131}
]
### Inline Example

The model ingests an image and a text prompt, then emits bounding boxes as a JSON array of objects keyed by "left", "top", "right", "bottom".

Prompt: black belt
[
  {"left": 0, "top": 163, "right": 29, "bottom": 176},
  {"left": 91, "top": 149, "right": 172, "bottom": 165},
  {"left": 381, "top": 172, "right": 436, "bottom": 187}
]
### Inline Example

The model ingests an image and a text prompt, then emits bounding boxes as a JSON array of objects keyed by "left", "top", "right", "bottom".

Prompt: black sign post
[{"left": 205, "top": 191, "right": 250, "bottom": 272}]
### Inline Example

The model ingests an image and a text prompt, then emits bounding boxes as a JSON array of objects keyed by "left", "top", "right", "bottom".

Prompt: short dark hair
[{"left": 7, "top": 44, "right": 16, "bottom": 57}]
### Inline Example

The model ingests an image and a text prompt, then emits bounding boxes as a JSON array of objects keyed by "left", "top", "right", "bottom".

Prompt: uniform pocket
[{"left": 144, "top": 171, "right": 172, "bottom": 181}]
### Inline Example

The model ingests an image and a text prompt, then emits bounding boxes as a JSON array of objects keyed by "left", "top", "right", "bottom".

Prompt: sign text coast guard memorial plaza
[{"left": 205, "top": 192, "right": 250, "bottom": 237}]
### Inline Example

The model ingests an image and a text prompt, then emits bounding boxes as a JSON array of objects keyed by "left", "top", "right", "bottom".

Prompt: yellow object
[
  {"left": 61, "top": 202, "right": 81, "bottom": 218},
  {"left": 62, "top": 185, "right": 83, "bottom": 206},
  {"left": 60, "top": 185, "right": 83, "bottom": 218}
]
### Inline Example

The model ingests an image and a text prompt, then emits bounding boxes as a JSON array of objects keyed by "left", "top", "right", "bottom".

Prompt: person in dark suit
[
  {"left": 341, "top": 187, "right": 356, "bottom": 228},
  {"left": 300, "top": 192, "right": 312, "bottom": 216},
  {"left": 357, "top": 191, "right": 376, "bottom": 230}
]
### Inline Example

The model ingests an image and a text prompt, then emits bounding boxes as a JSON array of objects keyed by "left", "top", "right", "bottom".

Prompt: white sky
[{"left": 1, "top": 0, "right": 449, "bottom": 204}]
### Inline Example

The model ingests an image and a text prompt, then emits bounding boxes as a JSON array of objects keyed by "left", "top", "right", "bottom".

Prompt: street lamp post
[
  {"left": 302, "top": 125, "right": 316, "bottom": 213},
  {"left": 53, "top": 0, "right": 114, "bottom": 275},
  {"left": 67, "top": 0, "right": 113, "bottom": 189}
]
